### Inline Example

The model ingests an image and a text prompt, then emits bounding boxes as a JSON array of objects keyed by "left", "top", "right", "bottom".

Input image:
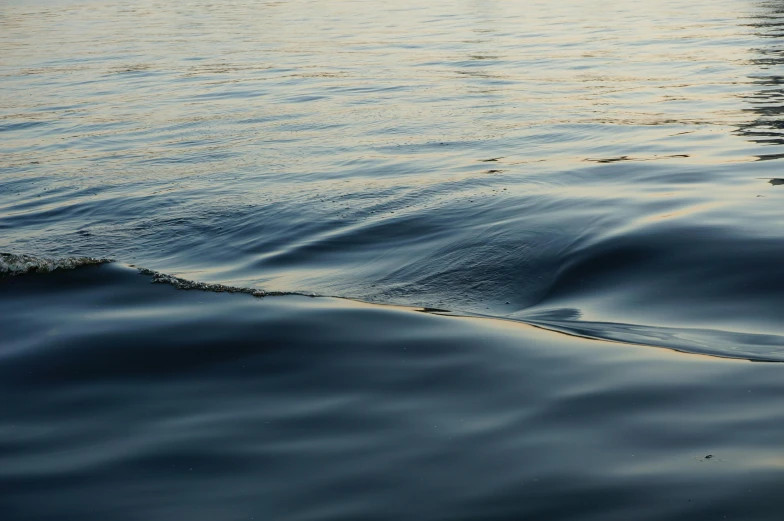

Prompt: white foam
[
  {"left": 138, "top": 267, "right": 269, "bottom": 297},
  {"left": 0, "top": 253, "right": 112, "bottom": 276}
]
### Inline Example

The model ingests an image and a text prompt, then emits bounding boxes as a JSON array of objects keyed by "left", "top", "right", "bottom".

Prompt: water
[
  {"left": 3, "top": 0, "right": 784, "bottom": 518},
  {"left": 3, "top": 0, "right": 784, "bottom": 335},
  {"left": 3, "top": 265, "right": 784, "bottom": 521}
]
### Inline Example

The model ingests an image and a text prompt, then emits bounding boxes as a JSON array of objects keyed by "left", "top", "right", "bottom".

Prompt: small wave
[
  {"left": 137, "top": 267, "right": 310, "bottom": 298},
  {"left": 4, "top": 252, "right": 783, "bottom": 362},
  {"left": 522, "top": 311, "right": 784, "bottom": 362},
  {"left": 0, "top": 252, "right": 112, "bottom": 277},
  {"left": 0, "top": 251, "right": 316, "bottom": 299},
  {"left": 583, "top": 154, "right": 689, "bottom": 163}
]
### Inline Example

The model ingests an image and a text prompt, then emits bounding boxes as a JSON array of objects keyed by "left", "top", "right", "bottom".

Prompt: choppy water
[{"left": 4, "top": 0, "right": 784, "bottom": 518}]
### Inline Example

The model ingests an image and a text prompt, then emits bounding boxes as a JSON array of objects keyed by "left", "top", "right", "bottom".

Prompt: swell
[{"left": 4, "top": 252, "right": 784, "bottom": 363}]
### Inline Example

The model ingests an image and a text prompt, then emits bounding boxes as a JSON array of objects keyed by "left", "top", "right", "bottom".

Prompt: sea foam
[
  {"left": 0, "top": 253, "right": 112, "bottom": 277},
  {"left": 137, "top": 267, "right": 269, "bottom": 297}
]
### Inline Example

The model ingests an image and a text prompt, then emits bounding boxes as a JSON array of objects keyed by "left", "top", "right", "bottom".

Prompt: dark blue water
[
  {"left": 4, "top": 0, "right": 784, "bottom": 518},
  {"left": 3, "top": 265, "right": 784, "bottom": 521}
]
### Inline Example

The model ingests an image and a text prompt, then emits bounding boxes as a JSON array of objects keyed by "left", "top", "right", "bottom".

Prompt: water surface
[
  {"left": 4, "top": 0, "right": 784, "bottom": 349},
  {"left": 4, "top": 1, "right": 784, "bottom": 519},
  {"left": 2, "top": 265, "right": 784, "bottom": 521}
]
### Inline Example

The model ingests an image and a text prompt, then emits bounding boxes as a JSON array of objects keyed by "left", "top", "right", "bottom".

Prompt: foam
[
  {"left": 137, "top": 267, "right": 292, "bottom": 298},
  {"left": 0, "top": 253, "right": 112, "bottom": 277}
]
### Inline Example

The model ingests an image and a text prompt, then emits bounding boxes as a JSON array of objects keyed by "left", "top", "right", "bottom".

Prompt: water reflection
[
  {"left": 4, "top": 0, "right": 784, "bottom": 346},
  {"left": 738, "top": 1, "right": 784, "bottom": 160}
]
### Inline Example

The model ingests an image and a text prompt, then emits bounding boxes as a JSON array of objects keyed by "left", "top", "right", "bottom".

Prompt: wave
[
  {"left": 1, "top": 252, "right": 311, "bottom": 299},
  {"left": 5, "top": 252, "right": 784, "bottom": 362},
  {"left": 523, "top": 309, "right": 784, "bottom": 363},
  {"left": 0, "top": 252, "right": 112, "bottom": 277},
  {"left": 136, "top": 267, "right": 304, "bottom": 298}
]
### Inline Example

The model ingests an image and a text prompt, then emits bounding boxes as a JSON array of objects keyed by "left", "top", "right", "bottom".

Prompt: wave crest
[{"left": 137, "top": 267, "right": 307, "bottom": 298}]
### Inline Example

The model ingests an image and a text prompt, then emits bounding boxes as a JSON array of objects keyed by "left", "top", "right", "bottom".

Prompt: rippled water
[
  {"left": 4, "top": 1, "right": 784, "bottom": 518},
  {"left": 4, "top": 0, "right": 784, "bottom": 345}
]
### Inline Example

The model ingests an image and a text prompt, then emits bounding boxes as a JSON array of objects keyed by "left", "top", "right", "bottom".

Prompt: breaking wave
[{"left": 0, "top": 253, "right": 112, "bottom": 277}]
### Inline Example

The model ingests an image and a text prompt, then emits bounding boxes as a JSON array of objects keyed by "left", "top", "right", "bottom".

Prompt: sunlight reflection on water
[{"left": 3, "top": 0, "right": 784, "bottom": 343}]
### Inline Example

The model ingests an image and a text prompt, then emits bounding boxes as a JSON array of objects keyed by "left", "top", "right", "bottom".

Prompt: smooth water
[
  {"left": 3, "top": 265, "right": 784, "bottom": 521},
  {"left": 4, "top": 0, "right": 784, "bottom": 519}
]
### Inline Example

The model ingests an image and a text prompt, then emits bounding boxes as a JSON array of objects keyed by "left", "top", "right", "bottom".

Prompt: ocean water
[
  {"left": 3, "top": 0, "right": 784, "bottom": 519},
  {"left": 4, "top": 265, "right": 784, "bottom": 521}
]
